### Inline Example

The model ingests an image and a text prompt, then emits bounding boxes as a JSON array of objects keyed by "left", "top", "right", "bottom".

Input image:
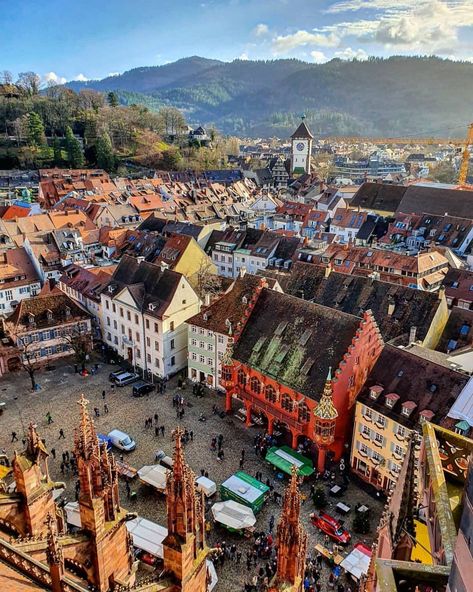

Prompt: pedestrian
[
  {"left": 269, "top": 514, "right": 275, "bottom": 533},
  {"left": 160, "top": 425, "right": 165, "bottom": 437},
  {"left": 104, "top": 403, "right": 109, "bottom": 414},
  {"left": 217, "top": 449, "right": 224, "bottom": 462},
  {"left": 94, "top": 407, "right": 100, "bottom": 417},
  {"left": 46, "top": 412, "right": 53, "bottom": 424},
  {"left": 239, "top": 457, "right": 244, "bottom": 469},
  {"left": 59, "top": 429, "right": 65, "bottom": 439},
  {"left": 155, "top": 426, "right": 159, "bottom": 437},
  {"left": 154, "top": 413, "right": 158, "bottom": 425},
  {"left": 51, "top": 448, "right": 56, "bottom": 459},
  {"left": 11, "top": 431, "right": 18, "bottom": 442},
  {"left": 102, "top": 390, "right": 106, "bottom": 400},
  {"left": 190, "top": 430, "right": 193, "bottom": 442},
  {"left": 205, "top": 471, "right": 209, "bottom": 478},
  {"left": 236, "top": 551, "right": 242, "bottom": 564},
  {"left": 126, "top": 480, "right": 131, "bottom": 499}
]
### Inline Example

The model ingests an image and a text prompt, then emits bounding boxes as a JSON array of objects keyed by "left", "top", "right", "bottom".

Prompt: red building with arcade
[{"left": 221, "top": 286, "right": 384, "bottom": 466}]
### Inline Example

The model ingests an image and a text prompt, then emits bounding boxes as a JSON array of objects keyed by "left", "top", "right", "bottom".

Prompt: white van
[
  {"left": 113, "top": 372, "right": 139, "bottom": 387},
  {"left": 196, "top": 476, "right": 217, "bottom": 497},
  {"left": 108, "top": 429, "right": 136, "bottom": 452}
]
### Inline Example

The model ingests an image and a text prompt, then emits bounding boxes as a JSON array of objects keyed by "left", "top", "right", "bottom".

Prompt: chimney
[
  {"left": 409, "top": 326, "right": 417, "bottom": 344},
  {"left": 136, "top": 256, "right": 145, "bottom": 264},
  {"left": 160, "top": 261, "right": 169, "bottom": 272},
  {"left": 387, "top": 296, "right": 395, "bottom": 317},
  {"left": 324, "top": 263, "right": 332, "bottom": 279},
  {"left": 204, "top": 293, "right": 211, "bottom": 306},
  {"left": 239, "top": 266, "right": 247, "bottom": 278}
]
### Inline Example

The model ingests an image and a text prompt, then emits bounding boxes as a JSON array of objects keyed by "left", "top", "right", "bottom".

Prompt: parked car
[
  {"left": 132, "top": 381, "right": 156, "bottom": 397},
  {"left": 112, "top": 372, "right": 139, "bottom": 387},
  {"left": 108, "top": 429, "right": 136, "bottom": 452},
  {"left": 310, "top": 512, "right": 351, "bottom": 544},
  {"left": 97, "top": 433, "right": 112, "bottom": 451},
  {"left": 155, "top": 450, "right": 174, "bottom": 470},
  {"left": 109, "top": 369, "right": 126, "bottom": 381}
]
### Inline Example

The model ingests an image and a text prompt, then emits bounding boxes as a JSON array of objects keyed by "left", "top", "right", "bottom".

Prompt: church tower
[
  {"left": 163, "top": 427, "right": 208, "bottom": 592},
  {"left": 74, "top": 394, "right": 135, "bottom": 591},
  {"left": 270, "top": 466, "right": 307, "bottom": 592},
  {"left": 291, "top": 116, "right": 314, "bottom": 175}
]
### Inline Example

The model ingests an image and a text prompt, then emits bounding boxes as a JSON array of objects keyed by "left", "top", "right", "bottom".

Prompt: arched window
[
  {"left": 281, "top": 394, "right": 293, "bottom": 412},
  {"left": 265, "top": 385, "right": 276, "bottom": 403},
  {"left": 237, "top": 369, "right": 246, "bottom": 386},
  {"left": 250, "top": 376, "right": 261, "bottom": 395},
  {"left": 298, "top": 402, "right": 310, "bottom": 422}
]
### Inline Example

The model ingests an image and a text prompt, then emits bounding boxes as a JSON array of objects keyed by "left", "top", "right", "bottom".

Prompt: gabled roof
[
  {"left": 7, "top": 292, "right": 91, "bottom": 330},
  {"left": 397, "top": 184, "right": 473, "bottom": 220},
  {"left": 350, "top": 182, "right": 408, "bottom": 213},
  {"left": 262, "top": 262, "right": 441, "bottom": 344},
  {"left": 291, "top": 121, "right": 314, "bottom": 140},
  {"left": 103, "top": 255, "right": 183, "bottom": 319},
  {"left": 233, "top": 288, "right": 361, "bottom": 399},
  {"left": 358, "top": 344, "right": 469, "bottom": 428}
]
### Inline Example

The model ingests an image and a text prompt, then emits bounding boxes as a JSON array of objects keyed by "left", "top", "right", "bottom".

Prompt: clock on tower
[{"left": 291, "top": 117, "right": 314, "bottom": 176}]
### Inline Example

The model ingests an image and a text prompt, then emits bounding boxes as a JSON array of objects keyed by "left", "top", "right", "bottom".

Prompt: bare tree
[
  {"left": 0, "top": 70, "right": 13, "bottom": 85},
  {"left": 5, "top": 322, "right": 45, "bottom": 391},
  {"left": 61, "top": 324, "right": 92, "bottom": 371},
  {"left": 16, "top": 72, "right": 41, "bottom": 96},
  {"left": 194, "top": 259, "right": 222, "bottom": 301}
]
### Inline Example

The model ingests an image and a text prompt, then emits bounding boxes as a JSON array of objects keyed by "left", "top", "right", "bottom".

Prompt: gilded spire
[{"left": 314, "top": 367, "right": 338, "bottom": 420}]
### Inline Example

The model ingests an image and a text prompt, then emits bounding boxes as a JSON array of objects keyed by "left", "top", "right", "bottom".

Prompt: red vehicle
[{"left": 310, "top": 512, "right": 351, "bottom": 544}]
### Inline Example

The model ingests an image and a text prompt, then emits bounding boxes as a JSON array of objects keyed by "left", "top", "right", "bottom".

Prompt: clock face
[{"left": 296, "top": 142, "right": 305, "bottom": 152}]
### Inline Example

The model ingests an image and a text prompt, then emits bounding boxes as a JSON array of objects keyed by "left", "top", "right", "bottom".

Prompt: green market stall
[{"left": 265, "top": 445, "right": 315, "bottom": 477}]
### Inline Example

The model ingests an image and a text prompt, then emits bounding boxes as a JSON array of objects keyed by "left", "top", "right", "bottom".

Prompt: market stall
[
  {"left": 265, "top": 445, "right": 314, "bottom": 477},
  {"left": 211, "top": 500, "right": 256, "bottom": 532},
  {"left": 137, "top": 464, "right": 169, "bottom": 493},
  {"left": 340, "top": 543, "right": 372, "bottom": 582},
  {"left": 220, "top": 471, "right": 269, "bottom": 513}
]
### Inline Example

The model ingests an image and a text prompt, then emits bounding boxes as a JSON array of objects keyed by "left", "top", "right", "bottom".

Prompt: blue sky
[{"left": 1, "top": 0, "right": 473, "bottom": 83}]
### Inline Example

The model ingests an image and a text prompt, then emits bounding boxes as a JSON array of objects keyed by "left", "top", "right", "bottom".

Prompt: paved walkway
[{"left": 0, "top": 359, "right": 382, "bottom": 590}]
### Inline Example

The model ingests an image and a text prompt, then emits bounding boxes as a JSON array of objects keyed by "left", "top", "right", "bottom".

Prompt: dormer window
[
  {"left": 65, "top": 306, "right": 71, "bottom": 318},
  {"left": 370, "top": 385, "right": 383, "bottom": 400},
  {"left": 149, "top": 303, "right": 156, "bottom": 311},
  {"left": 401, "top": 401, "right": 417, "bottom": 417},
  {"left": 108, "top": 285, "right": 114, "bottom": 293},
  {"left": 28, "top": 313, "right": 35, "bottom": 325},
  {"left": 385, "top": 393, "right": 400, "bottom": 409},
  {"left": 242, "top": 296, "right": 248, "bottom": 304},
  {"left": 46, "top": 309, "right": 53, "bottom": 322},
  {"left": 419, "top": 409, "right": 434, "bottom": 423},
  {"left": 203, "top": 312, "right": 209, "bottom": 321}
]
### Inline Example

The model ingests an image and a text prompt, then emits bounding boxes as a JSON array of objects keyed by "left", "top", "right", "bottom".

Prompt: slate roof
[
  {"left": 291, "top": 121, "right": 314, "bottom": 140},
  {"left": 358, "top": 344, "right": 469, "bottom": 428},
  {"left": 233, "top": 288, "right": 361, "bottom": 399},
  {"left": 396, "top": 184, "right": 473, "bottom": 219},
  {"left": 442, "top": 267, "right": 473, "bottom": 307},
  {"left": 262, "top": 262, "right": 441, "bottom": 344},
  {"left": 350, "top": 182, "right": 408, "bottom": 213},
  {"left": 137, "top": 214, "right": 168, "bottom": 233},
  {"left": 103, "top": 255, "right": 182, "bottom": 319}
]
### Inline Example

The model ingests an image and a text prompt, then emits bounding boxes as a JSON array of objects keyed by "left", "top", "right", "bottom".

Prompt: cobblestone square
[{"left": 0, "top": 358, "right": 383, "bottom": 590}]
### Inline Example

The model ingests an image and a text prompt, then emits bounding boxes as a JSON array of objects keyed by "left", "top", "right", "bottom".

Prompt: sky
[{"left": 1, "top": 0, "right": 473, "bottom": 83}]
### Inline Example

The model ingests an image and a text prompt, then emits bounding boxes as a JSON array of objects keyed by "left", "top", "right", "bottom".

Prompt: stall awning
[
  {"left": 265, "top": 446, "right": 314, "bottom": 477},
  {"left": 340, "top": 543, "right": 371, "bottom": 581},
  {"left": 126, "top": 516, "right": 168, "bottom": 558}
]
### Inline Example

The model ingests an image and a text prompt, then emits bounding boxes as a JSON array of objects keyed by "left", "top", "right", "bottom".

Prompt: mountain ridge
[{"left": 66, "top": 56, "right": 473, "bottom": 138}]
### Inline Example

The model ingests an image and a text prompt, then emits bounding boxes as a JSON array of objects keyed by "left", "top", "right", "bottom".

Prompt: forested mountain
[{"left": 67, "top": 56, "right": 473, "bottom": 138}]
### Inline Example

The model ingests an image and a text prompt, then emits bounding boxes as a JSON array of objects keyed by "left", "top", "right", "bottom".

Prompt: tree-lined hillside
[{"left": 67, "top": 56, "right": 473, "bottom": 137}]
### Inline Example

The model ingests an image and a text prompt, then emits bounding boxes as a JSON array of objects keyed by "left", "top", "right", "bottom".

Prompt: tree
[
  {"left": 160, "top": 147, "right": 183, "bottom": 170},
  {"left": 65, "top": 125, "right": 85, "bottom": 167},
  {"left": 5, "top": 322, "right": 45, "bottom": 391},
  {"left": 312, "top": 486, "right": 327, "bottom": 509},
  {"left": 156, "top": 106, "right": 186, "bottom": 138},
  {"left": 353, "top": 510, "right": 371, "bottom": 534},
  {"left": 17, "top": 72, "right": 41, "bottom": 96},
  {"left": 61, "top": 324, "right": 92, "bottom": 372},
  {"left": 107, "top": 91, "right": 119, "bottom": 108},
  {"left": 194, "top": 259, "right": 222, "bottom": 301},
  {"left": 27, "top": 112, "right": 46, "bottom": 147},
  {"left": 52, "top": 136, "right": 63, "bottom": 165},
  {"left": 96, "top": 132, "right": 115, "bottom": 171}
]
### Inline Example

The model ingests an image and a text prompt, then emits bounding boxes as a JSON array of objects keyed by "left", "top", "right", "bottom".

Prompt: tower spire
[
  {"left": 271, "top": 466, "right": 307, "bottom": 591},
  {"left": 45, "top": 513, "right": 64, "bottom": 592}
]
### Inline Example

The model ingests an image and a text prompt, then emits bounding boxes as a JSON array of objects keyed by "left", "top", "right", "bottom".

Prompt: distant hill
[{"left": 67, "top": 56, "right": 473, "bottom": 138}]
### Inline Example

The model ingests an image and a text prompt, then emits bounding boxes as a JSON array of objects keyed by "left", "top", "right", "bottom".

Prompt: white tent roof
[
  {"left": 206, "top": 559, "right": 218, "bottom": 591},
  {"left": 340, "top": 544, "right": 371, "bottom": 580},
  {"left": 211, "top": 500, "right": 256, "bottom": 529},
  {"left": 126, "top": 516, "right": 168, "bottom": 558},
  {"left": 64, "top": 501, "right": 81, "bottom": 528},
  {"left": 138, "top": 464, "right": 169, "bottom": 491},
  {"left": 447, "top": 376, "right": 473, "bottom": 424}
]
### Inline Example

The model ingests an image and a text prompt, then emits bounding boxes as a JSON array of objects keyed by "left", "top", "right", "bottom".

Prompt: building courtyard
[{"left": 0, "top": 357, "right": 383, "bottom": 590}]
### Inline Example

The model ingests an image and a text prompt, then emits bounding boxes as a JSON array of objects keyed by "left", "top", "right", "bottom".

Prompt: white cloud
[
  {"left": 43, "top": 71, "right": 67, "bottom": 85},
  {"left": 334, "top": 47, "right": 369, "bottom": 60},
  {"left": 311, "top": 51, "right": 329, "bottom": 64},
  {"left": 254, "top": 23, "right": 269, "bottom": 37},
  {"left": 272, "top": 30, "right": 340, "bottom": 53},
  {"left": 74, "top": 73, "right": 89, "bottom": 82},
  {"left": 239, "top": 52, "right": 249, "bottom": 60}
]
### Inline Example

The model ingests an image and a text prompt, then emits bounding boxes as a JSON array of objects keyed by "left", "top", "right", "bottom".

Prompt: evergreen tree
[
  {"left": 107, "top": 91, "right": 119, "bottom": 107},
  {"left": 65, "top": 126, "right": 85, "bottom": 168},
  {"left": 27, "top": 112, "right": 46, "bottom": 147},
  {"left": 96, "top": 132, "right": 115, "bottom": 171},
  {"left": 312, "top": 487, "right": 327, "bottom": 509},
  {"left": 353, "top": 511, "right": 371, "bottom": 534},
  {"left": 52, "top": 136, "right": 63, "bottom": 166}
]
